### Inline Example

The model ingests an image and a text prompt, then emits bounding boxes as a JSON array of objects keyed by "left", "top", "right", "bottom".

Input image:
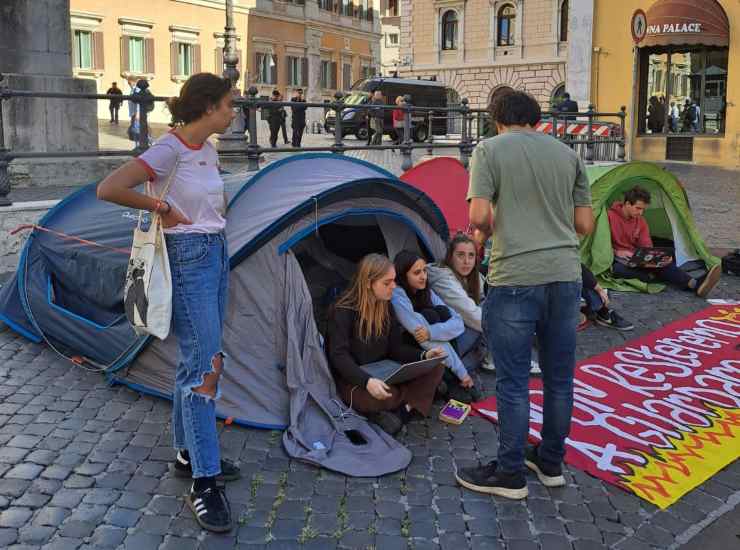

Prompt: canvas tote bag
[{"left": 123, "top": 159, "right": 179, "bottom": 339}]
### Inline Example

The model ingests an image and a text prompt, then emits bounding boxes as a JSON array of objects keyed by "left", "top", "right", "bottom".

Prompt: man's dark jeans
[
  {"left": 482, "top": 282, "right": 581, "bottom": 473},
  {"left": 612, "top": 260, "right": 691, "bottom": 288}
]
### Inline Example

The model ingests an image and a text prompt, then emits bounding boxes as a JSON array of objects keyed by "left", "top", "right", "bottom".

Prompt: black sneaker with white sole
[
  {"left": 595, "top": 309, "right": 634, "bottom": 331},
  {"left": 455, "top": 460, "right": 528, "bottom": 499},
  {"left": 174, "top": 454, "right": 242, "bottom": 482},
  {"left": 186, "top": 484, "right": 233, "bottom": 532},
  {"left": 524, "top": 445, "right": 566, "bottom": 488}
]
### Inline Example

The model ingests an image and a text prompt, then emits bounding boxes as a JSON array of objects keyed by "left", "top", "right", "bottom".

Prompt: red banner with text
[{"left": 472, "top": 306, "right": 740, "bottom": 508}]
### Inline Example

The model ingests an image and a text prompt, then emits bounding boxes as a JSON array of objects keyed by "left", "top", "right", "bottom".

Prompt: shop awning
[{"left": 639, "top": 0, "right": 729, "bottom": 48}]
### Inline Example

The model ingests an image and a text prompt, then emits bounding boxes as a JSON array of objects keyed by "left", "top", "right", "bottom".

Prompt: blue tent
[{"left": 0, "top": 154, "right": 449, "bottom": 476}]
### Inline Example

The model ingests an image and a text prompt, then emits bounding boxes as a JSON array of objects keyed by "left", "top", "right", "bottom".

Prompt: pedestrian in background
[
  {"left": 279, "top": 92, "right": 289, "bottom": 145},
  {"left": 291, "top": 88, "right": 307, "bottom": 147},
  {"left": 370, "top": 90, "right": 385, "bottom": 146},
  {"left": 392, "top": 95, "right": 405, "bottom": 145},
  {"left": 106, "top": 82, "right": 123, "bottom": 124},
  {"left": 266, "top": 89, "right": 284, "bottom": 148}
]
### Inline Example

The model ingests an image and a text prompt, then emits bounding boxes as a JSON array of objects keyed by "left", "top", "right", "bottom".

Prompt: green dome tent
[{"left": 581, "top": 161, "right": 720, "bottom": 293}]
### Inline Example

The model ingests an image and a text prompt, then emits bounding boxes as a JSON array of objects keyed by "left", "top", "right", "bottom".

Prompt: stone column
[
  {"left": 0, "top": 0, "right": 98, "bottom": 155},
  {"left": 565, "top": 0, "right": 595, "bottom": 109}
]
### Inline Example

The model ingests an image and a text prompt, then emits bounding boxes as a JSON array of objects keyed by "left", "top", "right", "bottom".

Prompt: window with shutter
[
  {"left": 120, "top": 36, "right": 130, "bottom": 72},
  {"left": 193, "top": 44, "right": 201, "bottom": 73},
  {"left": 301, "top": 58, "right": 308, "bottom": 87},
  {"left": 331, "top": 62, "right": 338, "bottom": 90},
  {"left": 342, "top": 63, "right": 351, "bottom": 91},
  {"left": 170, "top": 42, "right": 179, "bottom": 77},
  {"left": 93, "top": 32, "right": 105, "bottom": 70},
  {"left": 144, "top": 38, "right": 155, "bottom": 73},
  {"left": 129, "top": 37, "right": 146, "bottom": 73},
  {"left": 73, "top": 30, "right": 93, "bottom": 70}
]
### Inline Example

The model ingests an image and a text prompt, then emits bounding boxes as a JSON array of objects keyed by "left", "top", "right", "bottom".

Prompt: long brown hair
[
  {"left": 166, "top": 73, "right": 231, "bottom": 126},
  {"left": 441, "top": 233, "right": 481, "bottom": 304},
  {"left": 334, "top": 254, "right": 393, "bottom": 342}
]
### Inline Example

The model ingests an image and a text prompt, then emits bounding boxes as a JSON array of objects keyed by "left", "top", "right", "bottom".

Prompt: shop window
[{"left": 639, "top": 47, "right": 728, "bottom": 135}]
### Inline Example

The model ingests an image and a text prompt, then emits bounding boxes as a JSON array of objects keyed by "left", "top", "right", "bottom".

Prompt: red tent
[{"left": 400, "top": 157, "right": 470, "bottom": 235}]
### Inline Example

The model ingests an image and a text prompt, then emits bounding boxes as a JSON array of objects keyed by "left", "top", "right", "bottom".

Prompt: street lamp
[{"left": 216, "top": 0, "right": 248, "bottom": 154}]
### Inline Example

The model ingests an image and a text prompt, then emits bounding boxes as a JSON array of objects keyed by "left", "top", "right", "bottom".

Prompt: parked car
[{"left": 325, "top": 77, "right": 449, "bottom": 141}]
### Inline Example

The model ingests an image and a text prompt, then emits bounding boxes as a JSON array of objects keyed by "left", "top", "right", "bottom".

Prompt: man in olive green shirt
[{"left": 455, "top": 91, "right": 594, "bottom": 500}]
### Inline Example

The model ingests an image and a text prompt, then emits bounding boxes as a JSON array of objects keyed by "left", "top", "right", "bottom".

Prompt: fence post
[
  {"left": 401, "top": 94, "right": 413, "bottom": 172},
  {"left": 426, "top": 110, "right": 434, "bottom": 156},
  {"left": 246, "top": 86, "right": 260, "bottom": 172},
  {"left": 459, "top": 98, "right": 471, "bottom": 169},
  {"left": 0, "top": 77, "right": 10, "bottom": 206},
  {"left": 332, "top": 91, "right": 344, "bottom": 154},
  {"left": 585, "top": 103, "right": 595, "bottom": 164},
  {"left": 618, "top": 105, "right": 627, "bottom": 162}
]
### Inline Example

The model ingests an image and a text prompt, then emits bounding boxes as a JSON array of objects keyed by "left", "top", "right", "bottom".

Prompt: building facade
[
  {"left": 586, "top": 0, "right": 738, "bottom": 168},
  {"left": 398, "top": 0, "right": 572, "bottom": 111},
  {"left": 379, "top": 0, "right": 400, "bottom": 75},
  {"left": 69, "top": 0, "right": 381, "bottom": 124}
]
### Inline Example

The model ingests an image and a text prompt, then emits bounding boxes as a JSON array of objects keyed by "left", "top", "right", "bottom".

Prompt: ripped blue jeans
[{"left": 166, "top": 232, "right": 229, "bottom": 478}]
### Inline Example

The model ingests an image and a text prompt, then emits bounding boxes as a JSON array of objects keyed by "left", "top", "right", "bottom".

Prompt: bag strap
[{"left": 137, "top": 153, "right": 180, "bottom": 229}]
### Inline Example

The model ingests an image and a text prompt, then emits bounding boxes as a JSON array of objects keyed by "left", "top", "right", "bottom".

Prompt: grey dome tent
[{"left": 0, "top": 154, "right": 449, "bottom": 476}]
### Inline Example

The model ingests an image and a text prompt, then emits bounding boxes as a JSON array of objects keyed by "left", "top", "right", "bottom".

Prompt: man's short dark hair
[
  {"left": 624, "top": 186, "right": 651, "bottom": 205},
  {"left": 489, "top": 90, "right": 541, "bottom": 127},
  {"left": 563, "top": 92, "right": 570, "bottom": 99},
  {"left": 296, "top": 88, "right": 303, "bottom": 93}
]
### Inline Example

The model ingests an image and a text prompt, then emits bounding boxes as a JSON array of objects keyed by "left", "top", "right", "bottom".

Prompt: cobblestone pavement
[
  {"left": 2, "top": 127, "right": 739, "bottom": 549},
  {"left": 0, "top": 276, "right": 737, "bottom": 550}
]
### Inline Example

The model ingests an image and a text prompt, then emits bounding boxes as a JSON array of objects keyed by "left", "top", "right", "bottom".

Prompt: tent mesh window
[{"left": 666, "top": 136, "right": 694, "bottom": 161}]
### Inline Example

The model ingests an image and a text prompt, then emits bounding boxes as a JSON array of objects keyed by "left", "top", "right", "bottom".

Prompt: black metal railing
[{"left": 0, "top": 76, "right": 627, "bottom": 206}]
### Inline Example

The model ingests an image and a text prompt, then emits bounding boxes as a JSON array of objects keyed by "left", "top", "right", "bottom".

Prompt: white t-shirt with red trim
[{"left": 136, "top": 131, "right": 226, "bottom": 234}]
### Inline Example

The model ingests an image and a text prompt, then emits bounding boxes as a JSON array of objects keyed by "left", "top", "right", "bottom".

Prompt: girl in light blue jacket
[{"left": 391, "top": 251, "right": 478, "bottom": 397}]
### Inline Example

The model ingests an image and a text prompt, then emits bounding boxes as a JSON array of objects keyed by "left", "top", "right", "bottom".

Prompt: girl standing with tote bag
[{"left": 97, "top": 73, "right": 239, "bottom": 533}]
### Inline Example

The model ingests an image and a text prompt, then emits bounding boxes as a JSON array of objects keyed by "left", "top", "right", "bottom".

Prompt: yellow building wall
[
  {"left": 592, "top": 0, "right": 740, "bottom": 169},
  {"left": 72, "top": 0, "right": 248, "bottom": 124}
]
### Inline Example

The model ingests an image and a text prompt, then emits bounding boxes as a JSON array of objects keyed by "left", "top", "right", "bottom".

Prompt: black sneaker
[
  {"left": 185, "top": 484, "right": 233, "bottom": 532},
  {"left": 595, "top": 309, "right": 634, "bottom": 331},
  {"left": 456, "top": 460, "right": 528, "bottom": 499},
  {"left": 368, "top": 411, "right": 403, "bottom": 436},
  {"left": 174, "top": 456, "right": 242, "bottom": 482},
  {"left": 447, "top": 382, "right": 482, "bottom": 405},
  {"left": 524, "top": 445, "right": 566, "bottom": 488}
]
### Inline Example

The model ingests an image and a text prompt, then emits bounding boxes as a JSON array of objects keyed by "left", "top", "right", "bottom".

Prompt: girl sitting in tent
[
  {"left": 426, "top": 234, "right": 490, "bottom": 373},
  {"left": 391, "top": 250, "right": 482, "bottom": 404},
  {"left": 326, "top": 254, "right": 445, "bottom": 436}
]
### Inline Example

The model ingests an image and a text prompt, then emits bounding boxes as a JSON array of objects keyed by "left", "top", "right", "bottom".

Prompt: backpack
[
  {"left": 687, "top": 104, "right": 698, "bottom": 122},
  {"left": 137, "top": 88, "right": 156, "bottom": 113}
]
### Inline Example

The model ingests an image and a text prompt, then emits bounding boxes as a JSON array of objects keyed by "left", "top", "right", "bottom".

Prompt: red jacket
[
  {"left": 607, "top": 201, "right": 653, "bottom": 255},
  {"left": 392, "top": 109, "right": 404, "bottom": 124}
]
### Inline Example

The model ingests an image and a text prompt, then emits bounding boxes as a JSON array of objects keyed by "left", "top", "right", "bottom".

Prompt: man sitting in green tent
[{"left": 608, "top": 186, "right": 721, "bottom": 298}]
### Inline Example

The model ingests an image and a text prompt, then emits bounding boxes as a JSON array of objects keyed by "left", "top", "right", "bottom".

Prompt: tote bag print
[{"left": 124, "top": 164, "right": 177, "bottom": 339}]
